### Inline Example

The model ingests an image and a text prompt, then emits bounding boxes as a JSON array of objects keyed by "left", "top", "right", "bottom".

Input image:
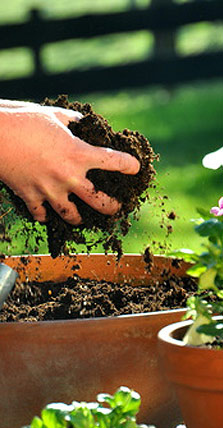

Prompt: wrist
[{"left": 0, "top": 110, "right": 20, "bottom": 183}]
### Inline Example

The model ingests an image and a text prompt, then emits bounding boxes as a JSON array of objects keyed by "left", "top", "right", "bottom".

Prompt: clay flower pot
[
  {"left": 1, "top": 254, "right": 189, "bottom": 428},
  {"left": 158, "top": 318, "right": 223, "bottom": 428}
]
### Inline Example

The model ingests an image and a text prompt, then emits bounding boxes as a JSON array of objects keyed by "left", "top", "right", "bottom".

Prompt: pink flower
[{"left": 210, "top": 197, "right": 223, "bottom": 216}]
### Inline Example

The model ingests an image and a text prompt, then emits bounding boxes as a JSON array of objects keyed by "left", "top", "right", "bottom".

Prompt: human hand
[{"left": 0, "top": 104, "right": 140, "bottom": 225}]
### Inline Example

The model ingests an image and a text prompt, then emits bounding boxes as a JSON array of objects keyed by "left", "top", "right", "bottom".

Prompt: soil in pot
[
  {"left": 0, "top": 94, "right": 159, "bottom": 259},
  {"left": 0, "top": 261, "right": 197, "bottom": 322}
]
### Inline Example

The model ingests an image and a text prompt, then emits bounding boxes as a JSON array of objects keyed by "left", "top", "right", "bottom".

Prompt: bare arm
[{"left": 0, "top": 99, "right": 37, "bottom": 109}]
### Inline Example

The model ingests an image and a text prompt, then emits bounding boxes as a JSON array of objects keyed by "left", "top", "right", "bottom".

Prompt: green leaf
[
  {"left": 69, "top": 405, "right": 96, "bottom": 428},
  {"left": 210, "top": 301, "right": 223, "bottom": 313},
  {"left": 209, "top": 235, "right": 219, "bottom": 245},
  {"left": 186, "top": 295, "right": 199, "bottom": 310},
  {"left": 197, "top": 320, "right": 223, "bottom": 338},
  {"left": 30, "top": 418, "right": 44, "bottom": 428},
  {"left": 182, "top": 296, "right": 199, "bottom": 320},
  {"left": 183, "top": 296, "right": 212, "bottom": 321},
  {"left": 93, "top": 407, "right": 112, "bottom": 428},
  {"left": 25, "top": 388, "right": 144, "bottom": 428},
  {"left": 41, "top": 408, "right": 67, "bottom": 428},
  {"left": 186, "top": 263, "right": 206, "bottom": 278},
  {"left": 217, "top": 290, "right": 223, "bottom": 299},
  {"left": 113, "top": 387, "right": 141, "bottom": 416},
  {"left": 198, "top": 267, "right": 218, "bottom": 292},
  {"left": 198, "top": 250, "right": 216, "bottom": 264},
  {"left": 195, "top": 219, "right": 223, "bottom": 238},
  {"left": 196, "top": 207, "right": 213, "bottom": 220},
  {"left": 168, "top": 249, "right": 198, "bottom": 263},
  {"left": 183, "top": 315, "right": 215, "bottom": 346}
]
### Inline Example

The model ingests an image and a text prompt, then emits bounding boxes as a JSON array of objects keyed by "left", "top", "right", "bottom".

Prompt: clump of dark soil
[
  {"left": 0, "top": 94, "right": 157, "bottom": 259},
  {"left": 0, "top": 272, "right": 198, "bottom": 323}
]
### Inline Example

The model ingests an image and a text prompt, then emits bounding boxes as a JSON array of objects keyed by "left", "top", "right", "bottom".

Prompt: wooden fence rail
[{"left": 0, "top": 0, "right": 223, "bottom": 100}]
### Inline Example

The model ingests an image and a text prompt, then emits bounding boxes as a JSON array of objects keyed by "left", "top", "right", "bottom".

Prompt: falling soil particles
[
  {"left": 0, "top": 94, "right": 158, "bottom": 259},
  {"left": 0, "top": 95, "right": 187, "bottom": 323},
  {"left": 0, "top": 257, "right": 197, "bottom": 323}
]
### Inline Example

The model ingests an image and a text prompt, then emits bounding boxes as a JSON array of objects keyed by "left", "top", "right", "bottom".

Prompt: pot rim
[
  {"left": 158, "top": 319, "right": 192, "bottom": 347},
  {"left": 158, "top": 316, "right": 223, "bottom": 349},
  {"left": 2, "top": 252, "right": 185, "bottom": 262},
  {"left": 1, "top": 252, "right": 190, "bottom": 261},
  {"left": 0, "top": 306, "right": 187, "bottom": 327}
]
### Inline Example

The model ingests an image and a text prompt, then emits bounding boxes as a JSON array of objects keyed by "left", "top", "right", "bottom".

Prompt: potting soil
[
  {"left": 0, "top": 95, "right": 158, "bottom": 259},
  {"left": 0, "top": 96, "right": 184, "bottom": 323},
  {"left": 0, "top": 269, "right": 197, "bottom": 322}
]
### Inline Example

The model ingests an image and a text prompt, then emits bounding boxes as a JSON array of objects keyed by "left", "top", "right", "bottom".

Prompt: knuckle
[
  {"left": 106, "top": 149, "right": 129, "bottom": 173},
  {"left": 118, "top": 153, "right": 140, "bottom": 174}
]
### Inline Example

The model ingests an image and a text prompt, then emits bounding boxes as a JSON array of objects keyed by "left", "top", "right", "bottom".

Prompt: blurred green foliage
[{"left": 0, "top": 0, "right": 223, "bottom": 256}]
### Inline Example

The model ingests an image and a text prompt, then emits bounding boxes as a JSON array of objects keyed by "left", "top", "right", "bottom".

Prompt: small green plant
[
  {"left": 23, "top": 386, "right": 154, "bottom": 428},
  {"left": 171, "top": 197, "right": 223, "bottom": 346}
]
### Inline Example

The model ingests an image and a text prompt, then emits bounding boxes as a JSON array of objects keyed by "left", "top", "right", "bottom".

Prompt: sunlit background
[{"left": 0, "top": 0, "right": 223, "bottom": 255}]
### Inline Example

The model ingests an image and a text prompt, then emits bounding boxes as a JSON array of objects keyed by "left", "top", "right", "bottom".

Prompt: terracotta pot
[
  {"left": 158, "top": 319, "right": 223, "bottom": 428},
  {"left": 0, "top": 254, "right": 189, "bottom": 428}
]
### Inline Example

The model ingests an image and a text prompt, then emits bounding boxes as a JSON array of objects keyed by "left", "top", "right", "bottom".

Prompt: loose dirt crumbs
[
  {"left": 1, "top": 95, "right": 158, "bottom": 259},
  {"left": 0, "top": 273, "right": 197, "bottom": 322}
]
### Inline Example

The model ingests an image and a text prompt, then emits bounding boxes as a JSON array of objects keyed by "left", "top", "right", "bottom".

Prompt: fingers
[
  {"left": 48, "top": 197, "right": 82, "bottom": 225},
  {"left": 72, "top": 178, "right": 120, "bottom": 216},
  {"left": 88, "top": 146, "right": 140, "bottom": 175},
  {"left": 46, "top": 108, "right": 140, "bottom": 176},
  {"left": 25, "top": 194, "right": 82, "bottom": 225},
  {"left": 26, "top": 181, "right": 118, "bottom": 224},
  {"left": 25, "top": 200, "right": 47, "bottom": 223}
]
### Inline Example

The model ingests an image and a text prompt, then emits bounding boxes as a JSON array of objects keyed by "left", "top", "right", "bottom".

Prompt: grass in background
[
  {"left": 0, "top": 0, "right": 223, "bottom": 255},
  {"left": 0, "top": 0, "right": 150, "bottom": 23},
  {"left": 42, "top": 31, "right": 153, "bottom": 74},
  {"left": 1, "top": 81, "right": 222, "bottom": 256},
  {"left": 1, "top": 1, "right": 223, "bottom": 81},
  {"left": 79, "top": 82, "right": 223, "bottom": 254}
]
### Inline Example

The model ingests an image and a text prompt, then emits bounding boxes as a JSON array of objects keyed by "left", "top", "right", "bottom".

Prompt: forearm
[{"left": 0, "top": 109, "right": 19, "bottom": 183}]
